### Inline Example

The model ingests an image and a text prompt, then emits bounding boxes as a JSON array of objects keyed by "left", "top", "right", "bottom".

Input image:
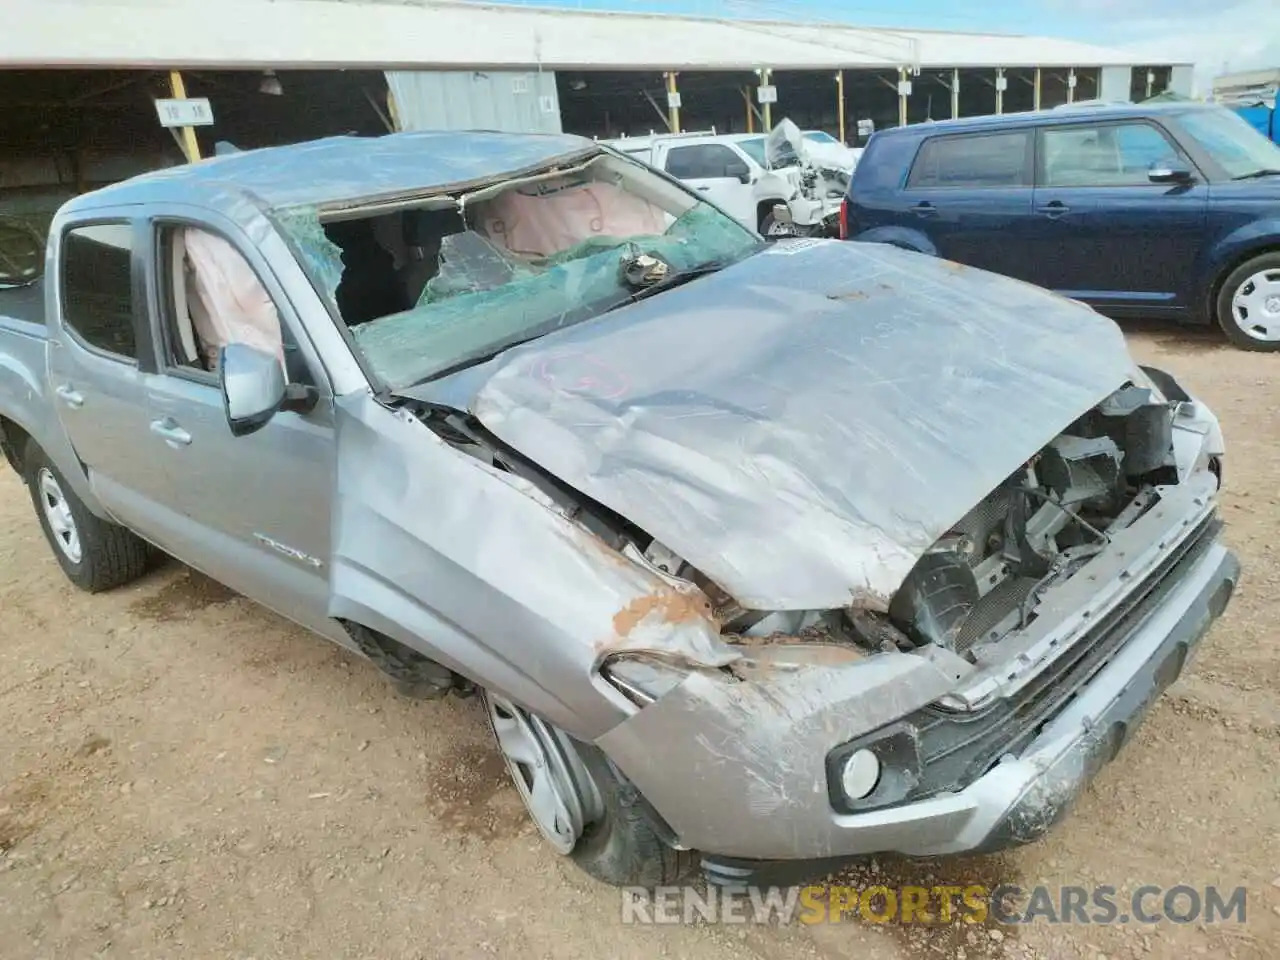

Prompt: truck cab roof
[{"left": 61, "top": 130, "right": 597, "bottom": 216}]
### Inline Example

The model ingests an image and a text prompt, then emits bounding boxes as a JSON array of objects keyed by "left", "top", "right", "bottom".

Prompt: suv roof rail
[{"left": 1051, "top": 99, "right": 1131, "bottom": 109}]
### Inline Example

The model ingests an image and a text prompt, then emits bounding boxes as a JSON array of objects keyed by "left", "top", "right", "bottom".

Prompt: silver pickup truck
[{"left": 0, "top": 132, "right": 1240, "bottom": 888}]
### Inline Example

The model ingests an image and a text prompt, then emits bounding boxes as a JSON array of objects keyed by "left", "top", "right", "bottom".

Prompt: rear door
[
  {"left": 47, "top": 217, "right": 176, "bottom": 539},
  {"left": 897, "top": 129, "right": 1036, "bottom": 277},
  {"left": 661, "top": 143, "right": 758, "bottom": 229},
  {"left": 1030, "top": 119, "right": 1209, "bottom": 312}
]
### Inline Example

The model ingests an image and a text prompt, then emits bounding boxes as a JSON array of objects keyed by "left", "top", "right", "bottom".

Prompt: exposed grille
[
  {"left": 915, "top": 513, "right": 1220, "bottom": 794},
  {"left": 829, "top": 510, "right": 1221, "bottom": 814}
]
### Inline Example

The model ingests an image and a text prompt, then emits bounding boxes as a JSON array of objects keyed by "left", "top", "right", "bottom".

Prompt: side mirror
[
  {"left": 219, "top": 342, "right": 287, "bottom": 437},
  {"left": 0, "top": 218, "right": 44, "bottom": 286},
  {"left": 724, "top": 160, "right": 752, "bottom": 184},
  {"left": 1148, "top": 161, "right": 1194, "bottom": 185}
]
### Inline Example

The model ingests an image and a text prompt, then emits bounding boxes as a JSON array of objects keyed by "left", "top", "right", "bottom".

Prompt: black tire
[
  {"left": 343, "top": 622, "right": 455, "bottom": 698},
  {"left": 1214, "top": 251, "right": 1280, "bottom": 352},
  {"left": 568, "top": 742, "right": 697, "bottom": 887},
  {"left": 23, "top": 439, "right": 152, "bottom": 593}
]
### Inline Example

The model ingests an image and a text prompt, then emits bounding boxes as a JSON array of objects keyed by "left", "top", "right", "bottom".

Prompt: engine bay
[{"left": 632, "top": 377, "right": 1203, "bottom": 665}]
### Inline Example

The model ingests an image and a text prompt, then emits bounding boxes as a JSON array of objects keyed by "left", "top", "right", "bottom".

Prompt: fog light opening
[{"left": 840, "top": 749, "right": 882, "bottom": 800}]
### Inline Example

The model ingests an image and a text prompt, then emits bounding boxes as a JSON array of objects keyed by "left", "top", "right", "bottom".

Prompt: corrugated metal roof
[{"left": 0, "top": 0, "right": 1187, "bottom": 70}]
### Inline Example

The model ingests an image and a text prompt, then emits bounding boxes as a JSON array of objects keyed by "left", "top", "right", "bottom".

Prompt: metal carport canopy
[{"left": 0, "top": 0, "right": 1187, "bottom": 71}]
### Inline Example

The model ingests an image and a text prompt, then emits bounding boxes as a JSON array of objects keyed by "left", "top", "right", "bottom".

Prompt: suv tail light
[{"left": 839, "top": 197, "right": 850, "bottom": 240}]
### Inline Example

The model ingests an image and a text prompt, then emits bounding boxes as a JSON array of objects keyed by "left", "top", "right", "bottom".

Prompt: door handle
[
  {"left": 913, "top": 201, "right": 937, "bottom": 218},
  {"left": 696, "top": 186, "right": 711, "bottom": 192},
  {"left": 1037, "top": 200, "right": 1070, "bottom": 219},
  {"left": 55, "top": 384, "right": 85, "bottom": 409},
  {"left": 150, "top": 418, "right": 192, "bottom": 448}
]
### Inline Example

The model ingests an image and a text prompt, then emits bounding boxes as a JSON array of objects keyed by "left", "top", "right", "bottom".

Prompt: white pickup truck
[{"left": 605, "top": 122, "right": 853, "bottom": 236}]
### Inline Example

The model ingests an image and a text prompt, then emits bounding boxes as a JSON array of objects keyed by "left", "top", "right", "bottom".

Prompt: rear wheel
[
  {"left": 481, "top": 690, "right": 694, "bottom": 886},
  {"left": 1215, "top": 252, "right": 1280, "bottom": 351},
  {"left": 23, "top": 440, "right": 152, "bottom": 592},
  {"left": 759, "top": 212, "right": 799, "bottom": 240}
]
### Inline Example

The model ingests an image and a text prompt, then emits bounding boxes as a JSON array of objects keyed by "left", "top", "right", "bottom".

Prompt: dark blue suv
[{"left": 843, "top": 102, "right": 1280, "bottom": 350}]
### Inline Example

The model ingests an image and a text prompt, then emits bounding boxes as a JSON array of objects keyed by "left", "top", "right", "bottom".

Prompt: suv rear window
[{"left": 907, "top": 131, "right": 1030, "bottom": 188}]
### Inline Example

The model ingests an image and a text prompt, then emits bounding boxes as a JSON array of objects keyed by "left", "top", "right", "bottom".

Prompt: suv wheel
[
  {"left": 481, "top": 689, "right": 694, "bottom": 886},
  {"left": 23, "top": 439, "right": 153, "bottom": 592},
  {"left": 1215, "top": 252, "right": 1280, "bottom": 351}
]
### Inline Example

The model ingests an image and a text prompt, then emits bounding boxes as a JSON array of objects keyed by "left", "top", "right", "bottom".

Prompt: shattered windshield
[{"left": 278, "top": 152, "right": 761, "bottom": 390}]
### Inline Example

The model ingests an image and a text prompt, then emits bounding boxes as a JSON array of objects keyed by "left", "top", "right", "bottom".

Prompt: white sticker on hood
[{"left": 765, "top": 238, "right": 826, "bottom": 255}]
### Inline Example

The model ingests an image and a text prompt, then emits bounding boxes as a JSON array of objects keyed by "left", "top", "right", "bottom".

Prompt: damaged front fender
[
  {"left": 326, "top": 391, "right": 738, "bottom": 738},
  {"left": 596, "top": 647, "right": 964, "bottom": 859}
]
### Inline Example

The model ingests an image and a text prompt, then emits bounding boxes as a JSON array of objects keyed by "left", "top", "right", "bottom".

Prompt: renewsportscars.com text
[{"left": 621, "top": 883, "right": 1249, "bottom": 926}]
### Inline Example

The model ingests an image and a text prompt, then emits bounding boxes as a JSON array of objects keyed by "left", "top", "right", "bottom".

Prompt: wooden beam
[
  {"left": 836, "top": 69, "right": 845, "bottom": 143},
  {"left": 761, "top": 68, "right": 773, "bottom": 130},
  {"left": 665, "top": 71, "right": 681, "bottom": 135},
  {"left": 898, "top": 67, "right": 907, "bottom": 128}
]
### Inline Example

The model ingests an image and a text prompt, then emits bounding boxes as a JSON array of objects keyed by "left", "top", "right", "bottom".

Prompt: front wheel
[
  {"left": 23, "top": 440, "right": 152, "bottom": 592},
  {"left": 481, "top": 690, "right": 694, "bottom": 887},
  {"left": 1215, "top": 252, "right": 1280, "bottom": 351},
  {"left": 759, "top": 212, "right": 800, "bottom": 240}
]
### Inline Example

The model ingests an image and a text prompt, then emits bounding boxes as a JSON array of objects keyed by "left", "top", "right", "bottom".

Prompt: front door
[
  {"left": 662, "top": 143, "right": 758, "bottom": 229},
  {"left": 1030, "top": 120, "right": 1209, "bottom": 313},
  {"left": 47, "top": 218, "right": 177, "bottom": 541},
  {"left": 138, "top": 214, "right": 340, "bottom": 639}
]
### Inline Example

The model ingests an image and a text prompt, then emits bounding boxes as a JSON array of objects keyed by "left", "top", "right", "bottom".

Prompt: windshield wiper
[
  {"left": 1233, "top": 168, "right": 1280, "bottom": 180},
  {"left": 622, "top": 260, "right": 732, "bottom": 304},
  {"left": 411, "top": 329, "right": 557, "bottom": 385}
]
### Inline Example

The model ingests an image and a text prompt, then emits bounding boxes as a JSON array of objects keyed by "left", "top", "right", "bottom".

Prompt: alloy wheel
[
  {"left": 482, "top": 691, "right": 603, "bottom": 854},
  {"left": 37, "top": 467, "right": 82, "bottom": 564},
  {"left": 1230, "top": 267, "right": 1280, "bottom": 343}
]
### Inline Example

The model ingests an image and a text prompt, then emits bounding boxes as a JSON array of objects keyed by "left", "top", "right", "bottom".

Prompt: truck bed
[{"left": 0, "top": 278, "right": 47, "bottom": 337}]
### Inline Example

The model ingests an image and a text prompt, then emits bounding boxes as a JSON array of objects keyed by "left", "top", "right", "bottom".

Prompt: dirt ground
[{"left": 0, "top": 322, "right": 1277, "bottom": 960}]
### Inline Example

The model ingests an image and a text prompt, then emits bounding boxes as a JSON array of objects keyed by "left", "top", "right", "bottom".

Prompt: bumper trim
[{"left": 702, "top": 542, "right": 1239, "bottom": 886}]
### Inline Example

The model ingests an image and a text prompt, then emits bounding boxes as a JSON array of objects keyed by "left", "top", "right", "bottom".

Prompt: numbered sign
[{"left": 155, "top": 98, "right": 214, "bottom": 128}]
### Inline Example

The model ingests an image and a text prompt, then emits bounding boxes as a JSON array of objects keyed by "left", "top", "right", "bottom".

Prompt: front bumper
[
  {"left": 702, "top": 540, "right": 1237, "bottom": 884},
  {"left": 599, "top": 516, "right": 1238, "bottom": 880}
]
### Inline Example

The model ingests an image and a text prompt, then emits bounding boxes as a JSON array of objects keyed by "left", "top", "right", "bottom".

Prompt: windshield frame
[
  {"left": 274, "top": 147, "right": 765, "bottom": 395},
  {"left": 1172, "top": 106, "right": 1280, "bottom": 181},
  {"left": 736, "top": 137, "right": 770, "bottom": 169}
]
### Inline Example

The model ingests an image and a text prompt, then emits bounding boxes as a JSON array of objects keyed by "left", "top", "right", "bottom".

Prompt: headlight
[{"left": 601, "top": 655, "right": 689, "bottom": 706}]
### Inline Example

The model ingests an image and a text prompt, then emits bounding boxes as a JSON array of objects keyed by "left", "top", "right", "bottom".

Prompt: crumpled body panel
[
  {"left": 325, "top": 392, "right": 737, "bottom": 738},
  {"left": 443, "top": 241, "right": 1133, "bottom": 611}
]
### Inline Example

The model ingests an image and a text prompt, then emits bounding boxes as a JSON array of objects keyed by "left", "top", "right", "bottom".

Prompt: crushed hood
[{"left": 408, "top": 240, "right": 1134, "bottom": 611}]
